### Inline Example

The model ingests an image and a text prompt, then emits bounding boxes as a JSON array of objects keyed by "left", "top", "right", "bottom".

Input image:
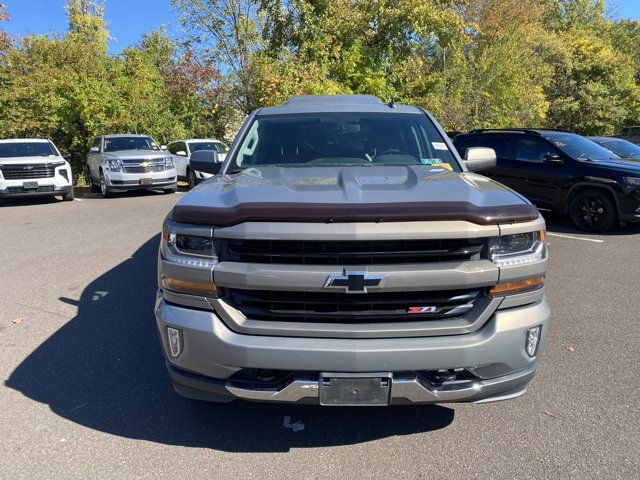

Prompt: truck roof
[
  {"left": 257, "top": 95, "right": 422, "bottom": 116},
  {"left": 102, "top": 134, "right": 152, "bottom": 138}
]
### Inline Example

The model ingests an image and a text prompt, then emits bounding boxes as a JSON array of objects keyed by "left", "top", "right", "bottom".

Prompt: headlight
[
  {"left": 624, "top": 177, "right": 640, "bottom": 186},
  {"left": 106, "top": 158, "right": 122, "bottom": 172},
  {"left": 489, "top": 230, "right": 545, "bottom": 267},
  {"left": 161, "top": 221, "right": 217, "bottom": 268},
  {"left": 165, "top": 157, "right": 174, "bottom": 169}
]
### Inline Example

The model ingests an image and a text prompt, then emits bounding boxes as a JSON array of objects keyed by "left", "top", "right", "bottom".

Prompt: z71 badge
[{"left": 407, "top": 306, "right": 438, "bottom": 314}]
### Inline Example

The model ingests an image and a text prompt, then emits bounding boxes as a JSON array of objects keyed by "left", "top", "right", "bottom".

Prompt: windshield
[
  {"left": 545, "top": 133, "right": 619, "bottom": 161},
  {"left": 0, "top": 142, "right": 58, "bottom": 158},
  {"left": 189, "top": 141, "right": 228, "bottom": 154},
  {"left": 595, "top": 138, "right": 640, "bottom": 159},
  {"left": 230, "top": 113, "right": 459, "bottom": 172},
  {"left": 104, "top": 136, "right": 160, "bottom": 152}
]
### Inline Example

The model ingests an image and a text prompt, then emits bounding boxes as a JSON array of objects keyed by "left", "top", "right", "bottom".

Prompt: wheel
[
  {"left": 99, "top": 171, "right": 113, "bottom": 198},
  {"left": 569, "top": 190, "right": 616, "bottom": 232},
  {"left": 87, "top": 167, "right": 100, "bottom": 193},
  {"left": 187, "top": 168, "right": 198, "bottom": 189},
  {"left": 62, "top": 187, "right": 74, "bottom": 201},
  {"left": 163, "top": 186, "right": 177, "bottom": 194}
]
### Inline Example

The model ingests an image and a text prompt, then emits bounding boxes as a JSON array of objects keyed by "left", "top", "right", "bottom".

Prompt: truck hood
[
  {"left": 0, "top": 156, "right": 65, "bottom": 165},
  {"left": 172, "top": 165, "right": 539, "bottom": 226},
  {"left": 103, "top": 150, "right": 168, "bottom": 160}
]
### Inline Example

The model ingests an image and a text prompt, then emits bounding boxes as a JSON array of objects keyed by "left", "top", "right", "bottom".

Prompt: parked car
[
  {"left": 0, "top": 139, "right": 74, "bottom": 201},
  {"left": 155, "top": 95, "right": 549, "bottom": 406},
  {"left": 453, "top": 129, "right": 640, "bottom": 232},
  {"left": 589, "top": 136, "right": 640, "bottom": 160},
  {"left": 85, "top": 134, "right": 177, "bottom": 198},
  {"left": 166, "top": 139, "right": 228, "bottom": 188},
  {"left": 618, "top": 126, "right": 640, "bottom": 145}
]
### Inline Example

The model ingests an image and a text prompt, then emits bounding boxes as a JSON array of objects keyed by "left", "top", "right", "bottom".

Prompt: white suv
[
  {"left": 167, "top": 139, "right": 228, "bottom": 188},
  {"left": 0, "top": 139, "right": 74, "bottom": 201},
  {"left": 85, "top": 134, "right": 177, "bottom": 198}
]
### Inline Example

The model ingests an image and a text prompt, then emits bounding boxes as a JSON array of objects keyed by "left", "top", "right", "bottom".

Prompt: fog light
[
  {"left": 167, "top": 327, "right": 182, "bottom": 358},
  {"left": 526, "top": 326, "right": 541, "bottom": 357}
]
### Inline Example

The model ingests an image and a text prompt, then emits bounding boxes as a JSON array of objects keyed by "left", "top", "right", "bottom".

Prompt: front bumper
[
  {"left": 155, "top": 291, "right": 550, "bottom": 404},
  {"left": 104, "top": 169, "right": 177, "bottom": 191},
  {"left": 0, "top": 184, "right": 72, "bottom": 198}
]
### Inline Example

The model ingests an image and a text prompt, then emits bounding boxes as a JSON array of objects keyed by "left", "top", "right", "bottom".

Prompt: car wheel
[
  {"left": 187, "top": 168, "right": 198, "bottom": 189},
  {"left": 99, "top": 171, "right": 113, "bottom": 198},
  {"left": 62, "top": 187, "right": 74, "bottom": 201},
  {"left": 569, "top": 190, "right": 616, "bottom": 232},
  {"left": 86, "top": 167, "right": 100, "bottom": 193}
]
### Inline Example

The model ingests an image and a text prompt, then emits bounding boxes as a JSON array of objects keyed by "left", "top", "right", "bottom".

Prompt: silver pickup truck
[
  {"left": 155, "top": 95, "right": 549, "bottom": 406},
  {"left": 85, "top": 134, "right": 177, "bottom": 198}
]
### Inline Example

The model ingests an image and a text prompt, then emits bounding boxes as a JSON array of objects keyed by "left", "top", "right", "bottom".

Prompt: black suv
[{"left": 453, "top": 129, "right": 640, "bottom": 232}]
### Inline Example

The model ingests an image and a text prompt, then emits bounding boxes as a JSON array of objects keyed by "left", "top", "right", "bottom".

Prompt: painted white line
[
  {"left": 74, "top": 198, "right": 84, "bottom": 202},
  {"left": 546, "top": 232, "right": 604, "bottom": 243}
]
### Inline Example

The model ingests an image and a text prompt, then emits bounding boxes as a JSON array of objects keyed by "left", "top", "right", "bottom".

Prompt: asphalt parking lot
[{"left": 1, "top": 190, "right": 639, "bottom": 479}]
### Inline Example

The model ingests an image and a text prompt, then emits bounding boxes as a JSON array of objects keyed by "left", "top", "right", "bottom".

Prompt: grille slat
[
  {"left": 223, "top": 288, "right": 484, "bottom": 324},
  {"left": 0, "top": 164, "right": 57, "bottom": 179},
  {"left": 218, "top": 239, "right": 485, "bottom": 265}
]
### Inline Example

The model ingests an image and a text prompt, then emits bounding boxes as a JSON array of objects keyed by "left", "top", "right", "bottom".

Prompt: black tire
[
  {"left": 187, "top": 168, "right": 198, "bottom": 189},
  {"left": 99, "top": 171, "right": 113, "bottom": 198},
  {"left": 569, "top": 190, "right": 617, "bottom": 232},
  {"left": 86, "top": 166, "right": 100, "bottom": 193},
  {"left": 163, "top": 186, "right": 177, "bottom": 194},
  {"left": 62, "top": 187, "right": 74, "bottom": 201}
]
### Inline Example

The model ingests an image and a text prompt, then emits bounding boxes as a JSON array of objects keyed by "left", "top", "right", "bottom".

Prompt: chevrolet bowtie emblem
[
  {"left": 324, "top": 270, "right": 386, "bottom": 294},
  {"left": 140, "top": 161, "right": 150, "bottom": 167}
]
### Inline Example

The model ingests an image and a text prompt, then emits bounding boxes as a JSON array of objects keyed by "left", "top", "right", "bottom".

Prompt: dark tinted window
[
  {"left": 454, "top": 135, "right": 515, "bottom": 158},
  {"left": 167, "top": 143, "right": 179, "bottom": 154},
  {"left": 545, "top": 133, "right": 618, "bottom": 161},
  {"left": 190, "top": 142, "right": 228, "bottom": 154},
  {"left": 597, "top": 139, "right": 640, "bottom": 159},
  {"left": 232, "top": 113, "right": 460, "bottom": 171},
  {"left": 0, "top": 142, "right": 58, "bottom": 158},
  {"left": 515, "top": 137, "right": 557, "bottom": 163},
  {"left": 103, "top": 136, "right": 160, "bottom": 152}
]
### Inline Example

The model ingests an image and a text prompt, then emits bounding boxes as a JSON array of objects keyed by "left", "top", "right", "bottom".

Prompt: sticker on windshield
[
  {"left": 432, "top": 142, "right": 449, "bottom": 151},
  {"left": 421, "top": 158, "right": 439, "bottom": 165}
]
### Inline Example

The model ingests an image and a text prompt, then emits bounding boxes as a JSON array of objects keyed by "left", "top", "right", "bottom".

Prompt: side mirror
[
  {"left": 543, "top": 153, "right": 563, "bottom": 165},
  {"left": 464, "top": 147, "right": 497, "bottom": 172},
  {"left": 89, "top": 146, "right": 99, "bottom": 153},
  {"left": 62, "top": 152, "right": 72, "bottom": 159},
  {"left": 161, "top": 145, "right": 168, "bottom": 151},
  {"left": 190, "top": 150, "right": 222, "bottom": 175},
  {"left": 176, "top": 150, "right": 187, "bottom": 157}
]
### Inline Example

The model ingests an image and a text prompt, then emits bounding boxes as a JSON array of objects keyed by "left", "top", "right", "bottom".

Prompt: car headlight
[
  {"left": 164, "top": 157, "right": 174, "bottom": 169},
  {"left": 624, "top": 177, "right": 640, "bottom": 186},
  {"left": 106, "top": 158, "right": 122, "bottom": 172},
  {"left": 489, "top": 230, "right": 546, "bottom": 267},
  {"left": 161, "top": 221, "right": 217, "bottom": 268}
]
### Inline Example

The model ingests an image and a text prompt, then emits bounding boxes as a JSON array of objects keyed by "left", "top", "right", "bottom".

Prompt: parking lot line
[{"left": 546, "top": 232, "right": 604, "bottom": 243}]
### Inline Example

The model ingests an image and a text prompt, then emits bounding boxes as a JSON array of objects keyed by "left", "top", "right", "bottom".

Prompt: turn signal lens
[
  {"left": 489, "top": 276, "right": 544, "bottom": 295},
  {"left": 162, "top": 276, "right": 218, "bottom": 296}
]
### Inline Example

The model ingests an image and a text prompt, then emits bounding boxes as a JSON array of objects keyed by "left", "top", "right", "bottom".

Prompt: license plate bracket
[
  {"left": 139, "top": 178, "right": 153, "bottom": 185},
  {"left": 319, "top": 373, "right": 392, "bottom": 406},
  {"left": 22, "top": 181, "right": 38, "bottom": 190}
]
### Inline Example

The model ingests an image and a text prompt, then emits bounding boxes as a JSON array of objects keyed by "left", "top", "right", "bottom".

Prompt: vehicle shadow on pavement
[{"left": 5, "top": 235, "right": 454, "bottom": 452}]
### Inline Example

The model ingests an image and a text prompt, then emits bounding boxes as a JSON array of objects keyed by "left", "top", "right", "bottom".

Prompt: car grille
[
  {"left": 122, "top": 165, "right": 165, "bottom": 174},
  {"left": 216, "top": 238, "right": 485, "bottom": 265},
  {"left": 0, "top": 164, "right": 57, "bottom": 179},
  {"left": 222, "top": 288, "right": 485, "bottom": 323},
  {"left": 121, "top": 159, "right": 165, "bottom": 174}
]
